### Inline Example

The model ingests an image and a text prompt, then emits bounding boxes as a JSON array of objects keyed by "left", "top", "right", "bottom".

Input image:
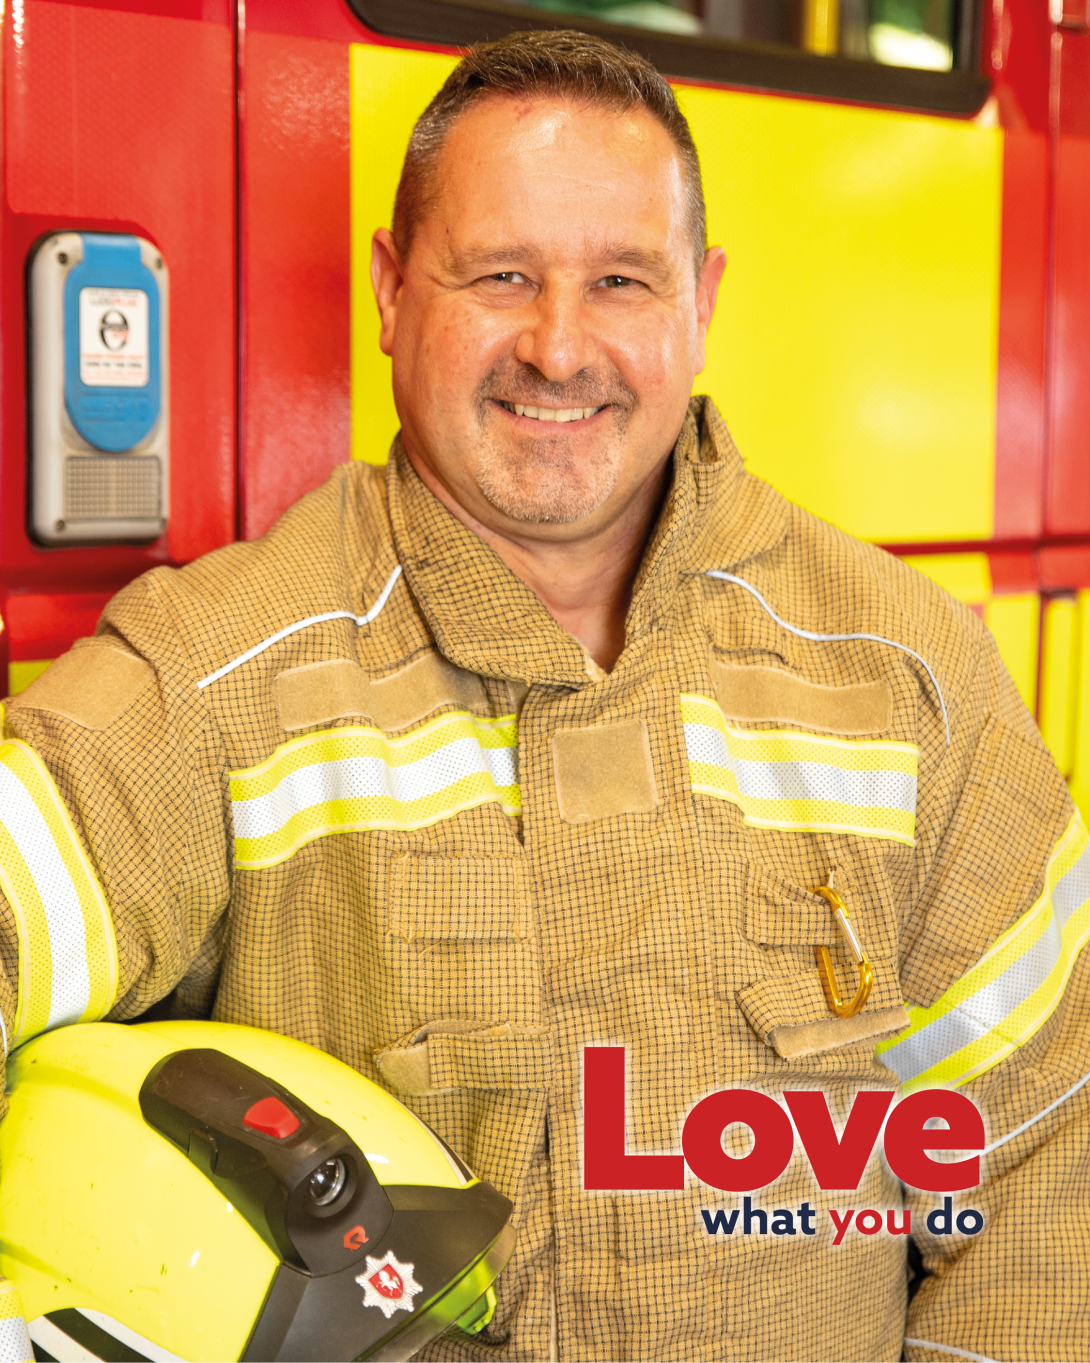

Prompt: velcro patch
[
  {"left": 273, "top": 652, "right": 489, "bottom": 733},
  {"left": 551, "top": 719, "right": 659, "bottom": 823},
  {"left": 712, "top": 661, "right": 891, "bottom": 735},
  {"left": 9, "top": 641, "right": 154, "bottom": 730},
  {"left": 366, "top": 651, "right": 487, "bottom": 731},
  {"left": 274, "top": 659, "right": 368, "bottom": 731}
]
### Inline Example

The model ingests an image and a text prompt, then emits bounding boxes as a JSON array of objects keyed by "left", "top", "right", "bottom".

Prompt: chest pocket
[
  {"left": 735, "top": 862, "right": 909, "bottom": 1062},
  {"left": 376, "top": 853, "right": 549, "bottom": 1095},
  {"left": 384, "top": 853, "right": 541, "bottom": 1028}
]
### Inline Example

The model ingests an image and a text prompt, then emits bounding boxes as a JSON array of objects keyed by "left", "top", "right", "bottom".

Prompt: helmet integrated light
[{"left": 309, "top": 1157, "right": 348, "bottom": 1208}]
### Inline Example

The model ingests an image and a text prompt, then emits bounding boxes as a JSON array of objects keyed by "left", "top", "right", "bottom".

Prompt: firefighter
[{"left": 1, "top": 29, "right": 1087, "bottom": 1363}]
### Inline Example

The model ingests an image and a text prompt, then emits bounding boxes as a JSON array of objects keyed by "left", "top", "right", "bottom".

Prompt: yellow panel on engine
[
  {"left": 349, "top": 44, "right": 1002, "bottom": 546},
  {"left": 677, "top": 84, "right": 1001, "bottom": 545}
]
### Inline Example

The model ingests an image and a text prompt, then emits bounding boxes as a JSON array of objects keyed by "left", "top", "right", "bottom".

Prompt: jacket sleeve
[
  {"left": 0, "top": 572, "right": 233, "bottom": 1114},
  {"left": 887, "top": 626, "right": 1090, "bottom": 1362}
]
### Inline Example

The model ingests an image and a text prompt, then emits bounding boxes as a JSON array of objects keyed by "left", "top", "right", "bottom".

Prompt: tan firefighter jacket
[{"left": 1, "top": 397, "right": 1088, "bottom": 1362}]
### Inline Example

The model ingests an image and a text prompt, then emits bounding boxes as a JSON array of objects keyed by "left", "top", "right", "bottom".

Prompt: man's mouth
[{"left": 498, "top": 401, "right": 603, "bottom": 423}]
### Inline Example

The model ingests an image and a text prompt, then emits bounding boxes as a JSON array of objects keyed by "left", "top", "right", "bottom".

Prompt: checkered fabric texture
[{"left": 2, "top": 397, "right": 1088, "bottom": 1361}]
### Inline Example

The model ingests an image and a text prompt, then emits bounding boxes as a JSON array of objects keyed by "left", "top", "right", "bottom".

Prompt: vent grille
[{"left": 65, "top": 456, "right": 160, "bottom": 521}]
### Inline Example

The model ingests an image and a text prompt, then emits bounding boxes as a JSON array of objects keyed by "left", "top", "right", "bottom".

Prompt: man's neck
[{"left": 402, "top": 449, "right": 672, "bottom": 673}]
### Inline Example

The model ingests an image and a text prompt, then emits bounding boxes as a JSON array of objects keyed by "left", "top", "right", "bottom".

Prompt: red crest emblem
[
  {"left": 357, "top": 1251, "right": 422, "bottom": 1319},
  {"left": 369, "top": 1265, "right": 403, "bottom": 1300}
]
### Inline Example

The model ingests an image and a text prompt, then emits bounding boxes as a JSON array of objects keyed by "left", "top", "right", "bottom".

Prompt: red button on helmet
[{"left": 243, "top": 1095, "right": 300, "bottom": 1139}]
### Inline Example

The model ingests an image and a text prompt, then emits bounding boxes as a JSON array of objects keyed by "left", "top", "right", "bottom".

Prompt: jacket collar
[{"left": 384, "top": 397, "right": 788, "bottom": 686}]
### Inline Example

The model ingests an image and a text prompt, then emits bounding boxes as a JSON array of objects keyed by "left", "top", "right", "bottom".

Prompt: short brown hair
[{"left": 392, "top": 29, "right": 707, "bottom": 276}]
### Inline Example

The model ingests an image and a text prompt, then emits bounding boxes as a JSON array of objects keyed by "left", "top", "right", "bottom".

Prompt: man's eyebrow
[
  {"left": 596, "top": 245, "right": 671, "bottom": 275},
  {"left": 445, "top": 243, "right": 673, "bottom": 276},
  {"left": 445, "top": 245, "right": 542, "bottom": 273}
]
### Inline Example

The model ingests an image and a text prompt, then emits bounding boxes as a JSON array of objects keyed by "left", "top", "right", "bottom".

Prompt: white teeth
[{"left": 503, "top": 402, "right": 600, "bottom": 422}]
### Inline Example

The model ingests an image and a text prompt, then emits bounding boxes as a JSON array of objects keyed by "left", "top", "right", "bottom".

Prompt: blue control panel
[{"left": 63, "top": 234, "right": 161, "bottom": 453}]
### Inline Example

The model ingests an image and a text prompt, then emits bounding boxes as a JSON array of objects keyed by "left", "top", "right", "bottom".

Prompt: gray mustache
[{"left": 477, "top": 365, "right": 635, "bottom": 411}]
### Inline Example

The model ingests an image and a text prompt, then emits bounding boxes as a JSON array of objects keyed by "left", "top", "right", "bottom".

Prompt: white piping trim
[
  {"left": 903, "top": 1339, "right": 997, "bottom": 1363},
  {"left": 196, "top": 565, "right": 403, "bottom": 690},
  {"left": 983, "top": 1067, "right": 1090, "bottom": 1155},
  {"left": 706, "top": 570, "right": 951, "bottom": 745}
]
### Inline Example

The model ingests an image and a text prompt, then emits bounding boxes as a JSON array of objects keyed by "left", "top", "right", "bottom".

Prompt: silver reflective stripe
[
  {"left": 232, "top": 740, "right": 519, "bottom": 843},
  {"left": 878, "top": 817, "right": 1090, "bottom": 1092},
  {"left": 0, "top": 762, "right": 91, "bottom": 1029},
  {"left": 884, "top": 936, "right": 1059, "bottom": 1083},
  {"left": 684, "top": 723, "right": 917, "bottom": 810},
  {"left": 0, "top": 1316, "right": 32, "bottom": 1363},
  {"left": 1054, "top": 847, "right": 1090, "bottom": 926}
]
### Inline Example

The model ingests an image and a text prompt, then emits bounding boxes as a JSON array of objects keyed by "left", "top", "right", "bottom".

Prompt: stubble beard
[{"left": 472, "top": 366, "right": 635, "bottom": 525}]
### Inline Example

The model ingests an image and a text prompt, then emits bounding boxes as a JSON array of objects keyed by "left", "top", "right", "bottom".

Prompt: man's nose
[{"left": 513, "top": 286, "right": 598, "bottom": 383}]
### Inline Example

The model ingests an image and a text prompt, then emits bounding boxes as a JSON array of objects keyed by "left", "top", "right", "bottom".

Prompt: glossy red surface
[
  {"left": 1037, "top": 545, "right": 1090, "bottom": 592},
  {"left": 983, "top": 0, "right": 1051, "bottom": 133},
  {"left": 988, "top": 550, "right": 1037, "bottom": 593},
  {"left": 239, "top": 23, "right": 351, "bottom": 540},
  {"left": 4, "top": 591, "right": 114, "bottom": 660},
  {"left": 0, "top": 0, "right": 236, "bottom": 622},
  {"left": 0, "top": 0, "right": 1083, "bottom": 685},
  {"left": 1043, "top": 25, "right": 1090, "bottom": 539},
  {"left": 992, "top": 129, "right": 1048, "bottom": 541}
]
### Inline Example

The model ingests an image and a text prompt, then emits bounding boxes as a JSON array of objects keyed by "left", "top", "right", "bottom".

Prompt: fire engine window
[
  {"left": 347, "top": 0, "right": 985, "bottom": 112},
  {"left": 510, "top": 0, "right": 956, "bottom": 71}
]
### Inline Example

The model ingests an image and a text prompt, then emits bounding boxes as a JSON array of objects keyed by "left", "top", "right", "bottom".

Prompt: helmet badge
[{"left": 357, "top": 1251, "right": 423, "bottom": 1318}]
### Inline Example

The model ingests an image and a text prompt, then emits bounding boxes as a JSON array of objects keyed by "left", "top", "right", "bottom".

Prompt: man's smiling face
[{"left": 372, "top": 94, "right": 723, "bottom": 540}]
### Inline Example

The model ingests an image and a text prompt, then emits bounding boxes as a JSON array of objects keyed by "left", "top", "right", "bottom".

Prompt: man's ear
[
  {"left": 693, "top": 246, "right": 727, "bottom": 373},
  {"left": 371, "top": 228, "right": 405, "bottom": 357}
]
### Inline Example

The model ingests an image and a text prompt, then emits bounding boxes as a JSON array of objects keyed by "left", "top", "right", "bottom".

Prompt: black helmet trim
[
  {"left": 139, "top": 1048, "right": 395, "bottom": 1275},
  {"left": 243, "top": 1182, "right": 514, "bottom": 1362},
  {"left": 139, "top": 1048, "right": 514, "bottom": 1362}
]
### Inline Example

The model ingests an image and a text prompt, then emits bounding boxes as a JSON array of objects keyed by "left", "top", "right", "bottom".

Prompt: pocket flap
[
  {"left": 745, "top": 864, "right": 841, "bottom": 945},
  {"left": 375, "top": 1020, "right": 553, "bottom": 1095},
  {"left": 387, "top": 855, "right": 529, "bottom": 940},
  {"left": 736, "top": 958, "right": 909, "bottom": 1060}
]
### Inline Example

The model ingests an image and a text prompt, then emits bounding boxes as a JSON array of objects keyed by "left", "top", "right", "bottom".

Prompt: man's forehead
[
  {"left": 434, "top": 92, "right": 684, "bottom": 189},
  {"left": 424, "top": 96, "right": 689, "bottom": 259}
]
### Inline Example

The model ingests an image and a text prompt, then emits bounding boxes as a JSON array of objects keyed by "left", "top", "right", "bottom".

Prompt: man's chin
[{"left": 475, "top": 457, "right": 619, "bottom": 525}]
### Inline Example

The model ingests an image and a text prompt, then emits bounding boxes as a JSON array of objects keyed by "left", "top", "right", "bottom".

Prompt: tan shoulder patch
[
  {"left": 552, "top": 719, "right": 659, "bottom": 823},
  {"left": 273, "top": 659, "right": 368, "bottom": 731},
  {"left": 711, "top": 661, "right": 891, "bottom": 734},
  {"left": 366, "top": 651, "right": 487, "bottom": 732},
  {"left": 10, "top": 640, "right": 154, "bottom": 730}
]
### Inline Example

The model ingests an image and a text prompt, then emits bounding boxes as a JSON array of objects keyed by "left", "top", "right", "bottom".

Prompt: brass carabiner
[{"left": 811, "top": 884, "right": 873, "bottom": 1019}]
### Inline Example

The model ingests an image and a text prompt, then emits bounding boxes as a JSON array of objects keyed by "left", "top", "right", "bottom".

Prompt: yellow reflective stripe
[
  {"left": 0, "top": 740, "right": 119, "bottom": 1048},
  {"left": 230, "top": 711, "right": 520, "bottom": 870},
  {"left": 0, "top": 1279, "right": 26, "bottom": 1321},
  {"left": 878, "top": 814, "right": 1090, "bottom": 1092},
  {"left": 681, "top": 693, "right": 918, "bottom": 845},
  {"left": 0, "top": 1280, "right": 32, "bottom": 1363}
]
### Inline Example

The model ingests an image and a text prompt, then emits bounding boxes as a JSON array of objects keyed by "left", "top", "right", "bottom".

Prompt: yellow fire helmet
[{"left": 0, "top": 1020, "right": 515, "bottom": 1361}]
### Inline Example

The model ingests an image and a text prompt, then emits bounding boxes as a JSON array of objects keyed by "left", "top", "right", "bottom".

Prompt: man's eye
[
  {"left": 487, "top": 271, "right": 527, "bottom": 284},
  {"left": 598, "top": 275, "right": 634, "bottom": 289}
]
